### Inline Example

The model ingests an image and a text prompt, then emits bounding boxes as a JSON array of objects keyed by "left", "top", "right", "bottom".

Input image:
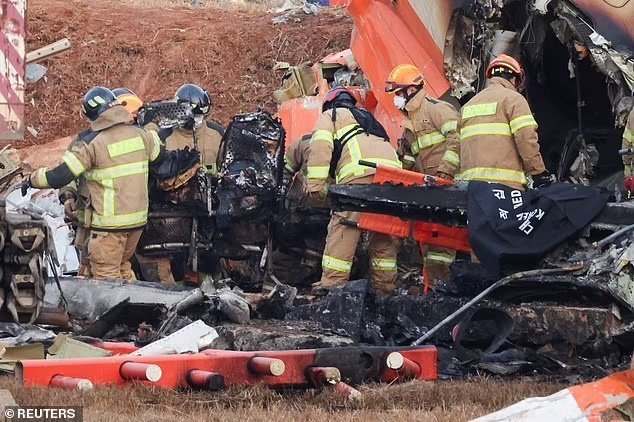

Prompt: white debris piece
[{"left": 130, "top": 320, "right": 218, "bottom": 356}]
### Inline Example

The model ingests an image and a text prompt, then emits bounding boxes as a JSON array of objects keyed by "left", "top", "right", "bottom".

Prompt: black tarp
[{"left": 467, "top": 182, "right": 608, "bottom": 276}]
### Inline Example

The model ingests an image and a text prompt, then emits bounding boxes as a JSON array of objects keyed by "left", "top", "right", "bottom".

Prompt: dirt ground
[
  {"left": 0, "top": 377, "right": 564, "bottom": 421},
  {"left": 23, "top": 0, "right": 352, "bottom": 146}
]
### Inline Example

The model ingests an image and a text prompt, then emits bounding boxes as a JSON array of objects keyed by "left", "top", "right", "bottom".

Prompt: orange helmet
[
  {"left": 113, "top": 88, "right": 143, "bottom": 115},
  {"left": 485, "top": 54, "right": 523, "bottom": 79},
  {"left": 385, "top": 64, "right": 424, "bottom": 94}
]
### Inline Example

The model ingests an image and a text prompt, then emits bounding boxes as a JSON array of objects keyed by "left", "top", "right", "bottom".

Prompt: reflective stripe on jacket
[
  {"left": 62, "top": 106, "right": 162, "bottom": 230},
  {"left": 457, "top": 77, "right": 546, "bottom": 190},
  {"left": 305, "top": 108, "right": 401, "bottom": 197},
  {"left": 401, "top": 89, "right": 460, "bottom": 176}
]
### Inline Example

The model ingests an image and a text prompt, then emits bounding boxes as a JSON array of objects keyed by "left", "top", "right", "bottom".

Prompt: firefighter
[
  {"left": 26, "top": 86, "right": 163, "bottom": 280},
  {"left": 458, "top": 54, "right": 550, "bottom": 190},
  {"left": 386, "top": 64, "right": 460, "bottom": 179},
  {"left": 136, "top": 83, "right": 224, "bottom": 284},
  {"left": 622, "top": 106, "right": 634, "bottom": 176},
  {"left": 307, "top": 87, "right": 402, "bottom": 295},
  {"left": 386, "top": 64, "right": 460, "bottom": 283}
]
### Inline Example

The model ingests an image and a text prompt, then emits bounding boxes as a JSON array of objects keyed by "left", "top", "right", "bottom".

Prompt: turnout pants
[
  {"left": 136, "top": 255, "right": 176, "bottom": 285},
  {"left": 74, "top": 226, "right": 91, "bottom": 277},
  {"left": 88, "top": 229, "right": 143, "bottom": 280},
  {"left": 422, "top": 245, "right": 455, "bottom": 284},
  {"left": 317, "top": 211, "right": 398, "bottom": 294}
]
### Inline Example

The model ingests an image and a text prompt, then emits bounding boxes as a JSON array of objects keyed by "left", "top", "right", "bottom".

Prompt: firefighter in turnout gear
[
  {"left": 622, "top": 107, "right": 634, "bottom": 176},
  {"left": 458, "top": 54, "right": 549, "bottom": 190},
  {"left": 386, "top": 64, "right": 460, "bottom": 284},
  {"left": 28, "top": 86, "right": 164, "bottom": 280},
  {"left": 386, "top": 64, "right": 460, "bottom": 179},
  {"left": 136, "top": 83, "right": 224, "bottom": 284},
  {"left": 307, "top": 87, "right": 402, "bottom": 294}
]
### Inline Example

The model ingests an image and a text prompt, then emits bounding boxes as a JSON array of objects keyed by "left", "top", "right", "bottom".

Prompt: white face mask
[
  {"left": 193, "top": 115, "right": 204, "bottom": 129},
  {"left": 393, "top": 95, "right": 407, "bottom": 110}
]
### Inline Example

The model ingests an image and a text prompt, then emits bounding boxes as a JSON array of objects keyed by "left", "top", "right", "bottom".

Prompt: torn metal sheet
[
  {"left": 131, "top": 320, "right": 218, "bottom": 356},
  {"left": 44, "top": 277, "right": 192, "bottom": 322}
]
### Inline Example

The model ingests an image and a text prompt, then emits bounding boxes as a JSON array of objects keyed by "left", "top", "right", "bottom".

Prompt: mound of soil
[{"left": 24, "top": 0, "right": 352, "bottom": 146}]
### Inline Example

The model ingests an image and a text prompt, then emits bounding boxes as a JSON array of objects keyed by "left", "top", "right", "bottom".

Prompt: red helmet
[
  {"left": 322, "top": 86, "right": 357, "bottom": 112},
  {"left": 486, "top": 54, "right": 523, "bottom": 78}
]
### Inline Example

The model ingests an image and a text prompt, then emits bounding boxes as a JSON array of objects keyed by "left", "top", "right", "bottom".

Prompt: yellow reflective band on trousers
[
  {"left": 441, "top": 120, "right": 458, "bottom": 135},
  {"left": 33, "top": 168, "right": 50, "bottom": 188},
  {"left": 306, "top": 166, "right": 330, "bottom": 179},
  {"left": 459, "top": 123, "right": 512, "bottom": 141},
  {"left": 624, "top": 129, "right": 633, "bottom": 144},
  {"left": 62, "top": 151, "right": 86, "bottom": 177},
  {"left": 462, "top": 102, "right": 498, "bottom": 119},
  {"left": 442, "top": 150, "right": 460, "bottom": 168},
  {"left": 370, "top": 258, "right": 397, "bottom": 271},
  {"left": 417, "top": 131, "right": 445, "bottom": 150},
  {"left": 510, "top": 114, "right": 537, "bottom": 134},
  {"left": 311, "top": 130, "right": 334, "bottom": 145},
  {"left": 107, "top": 136, "right": 145, "bottom": 158},
  {"left": 457, "top": 167, "right": 527, "bottom": 185},
  {"left": 84, "top": 161, "right": 149, "bottom": 181},
  {"left": 91, "top": 210, "right": 148, "bottom": 229},
  {"left": 425, "top": 252, "right": 455, "bottom": 265},
  {"left": 322, "top": 255, "right": 352, "bottom": 273},
  {"left": 150, "top": 131, "right": 162, "bottom": 161}
]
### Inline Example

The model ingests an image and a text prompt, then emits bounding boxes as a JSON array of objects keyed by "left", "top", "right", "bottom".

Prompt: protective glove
[
  {"left": 63, "top": 197, "right": 78, "bottom": 224},
  {"left": 20, "top": 179, "right": 31, "bottom": 197},
  {"left": 533, "top": 171, "right": 555, "bottom": 189}
]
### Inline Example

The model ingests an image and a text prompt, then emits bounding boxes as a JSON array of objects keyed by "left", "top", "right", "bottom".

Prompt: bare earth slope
[{"left": 24, "top": 0, "right": 352, "bottom": 146}]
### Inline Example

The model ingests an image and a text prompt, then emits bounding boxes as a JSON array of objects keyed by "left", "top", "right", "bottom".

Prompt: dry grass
[{"left": 0, "top": 377, "right": 564, "bottom": 421}]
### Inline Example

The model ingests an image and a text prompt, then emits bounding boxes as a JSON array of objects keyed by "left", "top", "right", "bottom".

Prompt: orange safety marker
[
  {"left": 50, "top": 375, "right": 93, "bottom": 391},
  {"left": 187, "top": 370, "right": 225, "bottom": 390},
  {"left": 248, "top": 357, "right": 286, "bottom": 376},
  {"left": 120, "top": 362, "right": 162, "bottom": 382}
]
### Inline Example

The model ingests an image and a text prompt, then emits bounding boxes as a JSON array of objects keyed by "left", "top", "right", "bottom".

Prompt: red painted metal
[
  {"left": 93, "top": 341, "right": 138, "bottom": 355},
  {"left": 333, "top": 381, "right": 361, "bottom": 399},
  {"left": 187, "top": 369, "right": 225, "bottom": 390},
  {"left": 50, "top": 375, "right": 93, "bottom": 391},
  {"left": 120, "top": 362, "right": 162, "bottom": 382},
  {"left": 248, "top": 357, "right": 286, "bottom": 376},
  {"left": 16, "top": 346, "right": 438, "bottom": 390},
  {"left": 306, "top": 367, "right": 341, "bottom": 386}
]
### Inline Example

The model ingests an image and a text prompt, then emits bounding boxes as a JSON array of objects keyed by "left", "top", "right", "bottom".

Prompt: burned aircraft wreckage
[{"left": 2, "top": 0, "right": 633, "bottom": 379}]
